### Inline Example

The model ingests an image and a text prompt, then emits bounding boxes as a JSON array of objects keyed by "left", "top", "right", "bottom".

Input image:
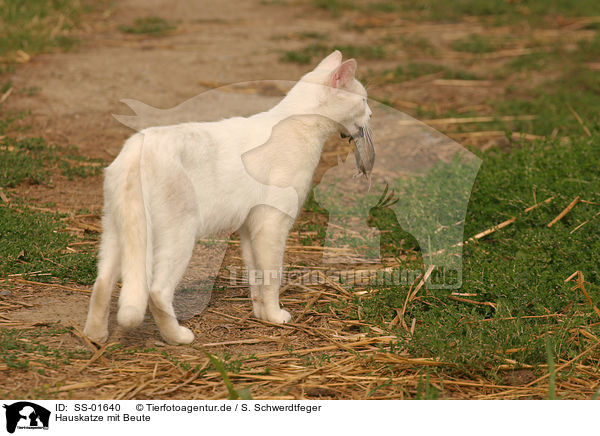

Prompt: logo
[
  {"left": 112, "top": 77, "right": 481, "bottom": 320},
  {"left": 3, "top": 402, "right": 50, "bottom": 434}
]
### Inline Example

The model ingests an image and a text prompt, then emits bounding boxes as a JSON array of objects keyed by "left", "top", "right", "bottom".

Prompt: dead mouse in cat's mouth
[{"left": 340, "top": 125, "right": 376, "bottom": 182}]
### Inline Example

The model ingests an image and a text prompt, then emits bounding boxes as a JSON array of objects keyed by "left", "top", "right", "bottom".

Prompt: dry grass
[{"left": 2, "top": 260, "right": 599, "bottom": 400}]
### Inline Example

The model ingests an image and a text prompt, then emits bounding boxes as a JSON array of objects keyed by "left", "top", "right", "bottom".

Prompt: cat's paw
[
  {"left": 83, "top": 326, "right": 108, "bottom": 344},
  {"left": 266, "top": 308, "right": 291, "bottom": 324},
  {"left": 117, "top": 305, "right": 145, "bottom": 329},
  {"left": 164, "top": 326, "right": 195, "bottom": 345}
]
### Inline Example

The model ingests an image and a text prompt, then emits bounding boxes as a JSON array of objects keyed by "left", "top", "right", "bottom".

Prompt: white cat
[{"left": 83, "top": 51, "right": 373, "bottom": 345}]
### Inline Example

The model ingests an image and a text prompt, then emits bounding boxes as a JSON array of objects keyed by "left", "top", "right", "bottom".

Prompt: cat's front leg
[
  {"left": 239, "top": 225, "right": 265, "bottom": 319},
  {"left": 249, "top": 214, "right": 292, "bottom": 324}
]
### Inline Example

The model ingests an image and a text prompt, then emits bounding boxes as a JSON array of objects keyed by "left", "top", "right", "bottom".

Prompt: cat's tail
[{"left": 111, "top": 134, "right": 152, "bottom": 329}]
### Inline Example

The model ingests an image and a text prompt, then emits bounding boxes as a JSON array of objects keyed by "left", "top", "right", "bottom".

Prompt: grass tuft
[
  {"left": 0, "top": 0, "right": 91, "bottom": 57},
  {"left": 118, "top": 16, "right": 176, "bottom": 36},
  {"left": 281, "top": 42, "right": 385, "bottom": 65}
]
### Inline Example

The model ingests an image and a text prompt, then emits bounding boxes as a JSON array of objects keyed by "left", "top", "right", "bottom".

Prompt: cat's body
[{"left": 84, "top": 51, "right": 372, "bottom": 344}]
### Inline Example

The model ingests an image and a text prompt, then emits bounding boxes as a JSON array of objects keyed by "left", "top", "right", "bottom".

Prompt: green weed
[
  {"left": 0, "top": 113, "right": 103, "bottom": 284},
  {"left": 0, "top": 0, "right": 93, "bottom": 57},
  {"left": 203, "top": 350, "right": 253, "bottom": 400},
  {"left": 312, "top": 0, "right": 356, "bottom": 16},
  {"left": 494, "top": 68, "right": 600, "bottom": 136},
  {"left": 368, "top": 62, "right": 480, "bottom": 85},
  {"left": 378, "top": 0, "right": 600, "bottom": 23},
  {"left": 118, "top": 16, "right": 176, "bottom": 36},
  {"left": 451, "top": 34, "right": 502, "bottom": 54},
  {"left": 0, "top": 327, "right": 91, "bottom": 371},
  {"left": 0, "top": 204, "right": 98, "bottom": 283},
  {"left": 280, "top": 43, "right": 385, "bottom": 65}
]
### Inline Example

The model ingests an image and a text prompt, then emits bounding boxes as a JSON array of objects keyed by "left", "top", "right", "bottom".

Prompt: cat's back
[
  {"left": 134, "top": 116, "right": 251, "bottom": 154},
  {"left": 108, "top": 112, "right": 276, "bottom": 184}
]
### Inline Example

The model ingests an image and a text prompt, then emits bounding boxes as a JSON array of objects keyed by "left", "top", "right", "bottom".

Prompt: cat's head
[
  {"left": 295, "top": 50, "right": 371, "bottom": 135},
  {"left": 293, "top": 50, "right": 374, "bottom": 176}
]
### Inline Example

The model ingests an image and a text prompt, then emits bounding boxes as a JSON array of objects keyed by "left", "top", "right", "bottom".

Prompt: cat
[{"left": 83, "top": 50, "right": 373, "bottom": 345}]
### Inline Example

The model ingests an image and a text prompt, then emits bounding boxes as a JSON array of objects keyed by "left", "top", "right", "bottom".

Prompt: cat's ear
[
  {"left": 329, "top": 59, "right": 357, "bottom": 88},
  {"left": 316, "top": 50, "right": 342, "bottom": 70}
]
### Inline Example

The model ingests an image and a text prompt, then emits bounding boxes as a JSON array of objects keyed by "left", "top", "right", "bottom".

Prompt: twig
[
  {"left": 567, "top": 105, "right": 591, "bottom": 137},
  {"left": 397, "top": 72, "right": 444, "bottom": 87},
  {"left": 295, "top": 289, "right": 327, "bottom": 323},
  {"left": 524, "top": 196, "right": 555, "bottom": 212},
  {"left": 570, "top": 211, "right": 600, "bottom": 234},
  {"left": 317, "top": 270, "right": 353, "bottom": 297},
  {"left": 525, "top": 341, "right": 600, "bottom": 388},
  {"left": 69, "top": 322, "right": 98, "bottom": 352},
  {"left": 200, "top": 337, "right": 281, "bottom": 347},
  {"left": 566, "top": 271, "right": 600, "bottom": 319},
  {"left": 0, "top": 87, "right": 12, "bottom": 105},
  {"left": 0, "top": 188, "right": 8, "bottom": 203},
  {"left": 52, "top": 379, "right": 118, "bottom": 393},
  {"left": 441, "top": 196, "right": 554, "bottom": 252},
  {"left": 432, "top": 79, "right": 494, "bottom": 87},
  {"left": 468, "top": 217, "right": 517, "bottom": 242},
  {"left": 153, "top": 362, "right": 209, "bottom": 395},
  {"left": 548, "top": 196, "right": 580, "bottom": 227},
  {"left": 393, "top": 265, "right": 435, "bottom": 330},
  {"left": 79, "top": 342, "right": 117, "bottom": 371},
  {"left": 414, "top": 115, "right": 537, "bottom": 126},
  {"left": 447, "top": 295, "right": 497, "bottom": 310},
  {"left": 13, "top": 278, "right": 90, "bottom": 293},
  {"left": 278, "top": 270, "right": 315, "bottom": 294}
]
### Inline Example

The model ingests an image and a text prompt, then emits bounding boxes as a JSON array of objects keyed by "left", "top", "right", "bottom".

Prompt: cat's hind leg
[
  {"left": 84, "top": 217, "right": 121, "bottom": 343},
  {"left": 239, "top": 224, "right": 264, "bottom": 319},
  {"left": 148, "top": 217, "right": 197, "bottom": 345}
]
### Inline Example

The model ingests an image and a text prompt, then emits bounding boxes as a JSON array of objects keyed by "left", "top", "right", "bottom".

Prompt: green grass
[
  {"left": 311, "top": 0, "right": 356, "bottom": 16},
  {"left": 281, "top": 50, "right": 313, "bottom": 65},
  {"left": 297, "top": 31, "right": 328, "bottom": 40},
  {"left": 0, "top": 110, "right": 103, "bottom": 285},
  {"left": 354, "top": 135, "right": 600, "bottom": 378},
  {"left": 0, "top": 203, "right": 98, "bottom": 284},
  {"left": 367, "top": 62, "right": 480, "bottom": 85},
  {"left": 503, "top": 50, "right": 556, "bottom": 74},
  {"left": 305, "top": 0, "right": 600, "bottom": 24},
  {"left": 0, "top": 326, "right": 91, "bottom": 372},
  {"left": 118, "top": 16, "right": 176, "bottom": 36},
  {"left": 281, "top": 43, "right": 385, "bottom": 65},
  {"left": 373, "top": 0, "right": 600, "bottom": 23},
  {"left": 492, "top": 31, "right": 600, "bottom": 136},
  {"left": 451, "top": 34, "right": 504, "bottom": 54},
  {"left": 395, "top": 35, "right": 438, "bottom": 56},
  {"left": 0, "top": 128, "right": 104, "bottom": 187},
  {"left": 493, "top": 67, "right": 600, "bottom": 136},
  {"left": 0, "top": 0, "right": 93, "bottom": 57}
]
